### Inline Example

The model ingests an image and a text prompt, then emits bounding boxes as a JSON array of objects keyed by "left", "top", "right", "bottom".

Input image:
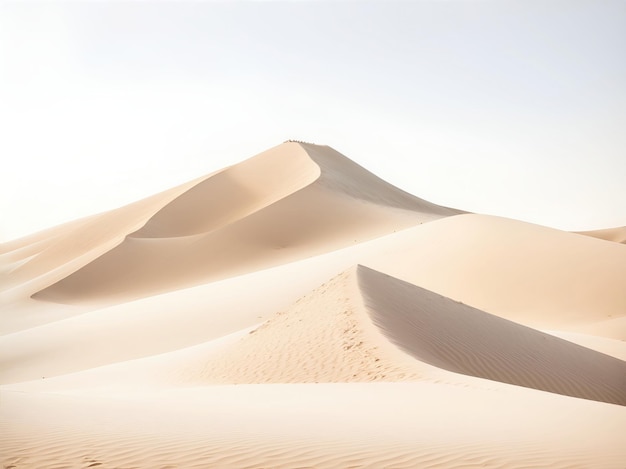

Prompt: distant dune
[
  {"left": 2, "top": 142, "right": 625, "bottom": 468},
  {"left": 576, "top": 225, "right": 626, "bottom": 244}
]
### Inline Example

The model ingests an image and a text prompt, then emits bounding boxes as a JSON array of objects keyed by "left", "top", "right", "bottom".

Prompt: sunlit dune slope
[{"left": 365, "top": 214, "right": 626, "bottom": 337}]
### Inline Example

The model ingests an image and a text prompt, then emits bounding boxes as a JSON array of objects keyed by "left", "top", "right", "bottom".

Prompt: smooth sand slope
[
  {"left": 2, "top": 141, "right": 625, "bottom": 468},
  {"left": 3, "top": 382, "right": 626, "bottom": 469},
  {"left": 365, "top": 213, "right": 626, "bottom": 337}
]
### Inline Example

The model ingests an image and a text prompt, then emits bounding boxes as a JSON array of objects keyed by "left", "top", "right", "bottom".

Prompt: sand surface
[{"left": 2, "top": 142, "right": 625, "bottom": 468}]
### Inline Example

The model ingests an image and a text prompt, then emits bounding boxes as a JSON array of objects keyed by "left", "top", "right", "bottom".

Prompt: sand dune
[
  {"left": 2, "top": 142, "right": 625, "bottom": 468},
  {"left": 170, "top": 268, "right": 424, "bottom": 385},
  {"left": 576, "top": 225, "right": 626, "bottom": 244},
  {"left": 32, "top": 142, "right": 459, "bottom": 305},
  {"left": 173, "top": 263, "right": 626, "bottom": 405},
  {"left": 7, "top": 214, "right": 625, "bottom": 385},
  {"left": 87, "top": 264, "right": 623, "bottom": 408},
  {"left": 364, "top": 214, "right": 626, "bottom": 336},
  {"left": 0, "top": 175, "right": 209, "bottom": 299},
  {"left": 7, "top": 264, "right": 624, "bottom": 407}
]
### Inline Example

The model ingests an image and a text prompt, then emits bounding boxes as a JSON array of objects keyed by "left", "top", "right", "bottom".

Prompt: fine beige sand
[
  {"left": 576, "top": 225, "right": 626, "bottom": 244},
  {"left": 2, "top": 142, "right": 625, "bottom": 468}
]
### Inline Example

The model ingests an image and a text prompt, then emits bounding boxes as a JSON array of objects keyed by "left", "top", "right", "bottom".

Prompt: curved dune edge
[
  {"left": 128, "top": 142, "right": 320, "bottom": 239},
  {"left": 32, "top": 142, "right": 459, "bottom": 305},
  {"left": 357, "top": 265, "right": 626, "bottom": 407}
]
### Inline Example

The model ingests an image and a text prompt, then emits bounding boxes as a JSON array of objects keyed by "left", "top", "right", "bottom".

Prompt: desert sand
[{"left": 1, "top": 142, "right": 625, "bottom": 468}]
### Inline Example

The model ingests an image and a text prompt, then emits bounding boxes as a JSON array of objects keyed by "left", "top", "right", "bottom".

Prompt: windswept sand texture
[{"left": 2, "top": 142, "right": 626, "bottom": 468}]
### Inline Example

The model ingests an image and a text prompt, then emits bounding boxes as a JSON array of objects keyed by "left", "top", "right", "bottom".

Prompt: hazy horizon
[{"left": 1, "top": 0, "right": 625, "bottom": 242}]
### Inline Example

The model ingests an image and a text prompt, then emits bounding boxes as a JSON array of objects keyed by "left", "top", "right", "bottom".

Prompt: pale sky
[{"left": 1, "top": 0, "right": 625, "bottom": 242}]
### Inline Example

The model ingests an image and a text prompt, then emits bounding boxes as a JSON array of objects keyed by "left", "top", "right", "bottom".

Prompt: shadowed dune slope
[
  {"left": 357, "top": 266, "right": 626, "bottom": 406},
  {"left": 301, "top": 143, "right": 460, "bottom": 214},
  {"left": 33, "top": 142, "right": 460, "bottom": 305}
]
